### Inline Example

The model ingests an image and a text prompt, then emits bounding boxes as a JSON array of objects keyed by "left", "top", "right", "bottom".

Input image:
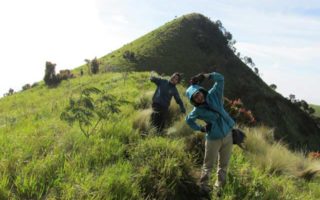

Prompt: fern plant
[{"left": 60, "top": 87, "right": 122, "bottom": 138}]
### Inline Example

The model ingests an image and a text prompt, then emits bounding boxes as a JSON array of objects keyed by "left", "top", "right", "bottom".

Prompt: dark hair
[{"left": 171, "top": 72, "right": 182, "bottom": 83}]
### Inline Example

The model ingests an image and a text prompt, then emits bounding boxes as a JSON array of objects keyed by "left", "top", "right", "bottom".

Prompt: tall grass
[
  {"left": 132, "top": 108, "right": 157, "bottom": 135},
  {"left": 244, "top": 126, "right": 320, "bottom": 179},
  {"left": 131, "top": 137, "right": 199, "bottom": 200},
  {"left": 90, "top": 162, "right": 142, "bottom": 200}
]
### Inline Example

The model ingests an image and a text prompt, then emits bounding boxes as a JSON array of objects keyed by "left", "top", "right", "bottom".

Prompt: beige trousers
[{"left": 200, "top": 132, "right": 233, "bottom": 188}]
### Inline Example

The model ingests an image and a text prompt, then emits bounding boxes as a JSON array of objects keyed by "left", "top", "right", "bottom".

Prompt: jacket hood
[{"left": 186, "top": 85, "right": 207, "bottom": 106}]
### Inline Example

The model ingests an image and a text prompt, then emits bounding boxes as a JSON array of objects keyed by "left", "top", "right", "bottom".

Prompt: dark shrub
[
  {"left": 43, "top": 61, "right": 61, "bottom": 86},
  {"left": 22, "top": 84, "right": 31, "bottom": 91}
]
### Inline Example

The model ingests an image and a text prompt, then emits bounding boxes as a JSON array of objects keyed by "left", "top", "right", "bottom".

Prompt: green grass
[
  {"left": 311, "top": 104, "right": 320, "bottom": 117},
  {"left": 1, "top": 71, "right": 320, "bottom": 199}
]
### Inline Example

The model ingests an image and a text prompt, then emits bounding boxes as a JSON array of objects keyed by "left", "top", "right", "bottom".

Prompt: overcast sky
[{"left": 0, "top": 0, "right": 319, "bottom": 104}]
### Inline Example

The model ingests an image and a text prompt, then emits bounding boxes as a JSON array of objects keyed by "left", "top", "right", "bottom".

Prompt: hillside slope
[
  {"left": 1, "top": 72, "right": 320, "bottom": 199},
  {"left": 94, "top": 13, "right": 320, "bottom": 150}
]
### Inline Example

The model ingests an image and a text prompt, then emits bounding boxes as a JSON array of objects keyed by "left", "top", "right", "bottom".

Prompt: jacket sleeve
[
  {"left": 150, "top": 76, "right": 162, "bottom": 85},
  {"left": 208, "top": 72, "right": 224, "bottom": 103},
  {"left": 173, "top": 88, "right": 186, "bottom": 113},
  {"left": 185, "top": 109, "right": 201, "bottom": 131}
]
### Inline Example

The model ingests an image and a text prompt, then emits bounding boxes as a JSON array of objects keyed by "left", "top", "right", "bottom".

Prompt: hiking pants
[
  {"left": 151, "top": 103, "right": 168, "bottom": 134},
  {"left": 200, "top": 132, "right": 233, "bottom": 188}
]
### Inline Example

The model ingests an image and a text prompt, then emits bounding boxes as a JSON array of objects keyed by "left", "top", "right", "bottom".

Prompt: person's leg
[
  {"left": 151, "top": 103, "right": 162, "bottom": 133},
  {"left": 158, "top": 109, "right": 167, "bottom": 134},
  {"left": 216, "top": 132, "right": 233, "bottom": 188},
  {"left": 200, "top": 139, "right": 221, "bottom": 187}
]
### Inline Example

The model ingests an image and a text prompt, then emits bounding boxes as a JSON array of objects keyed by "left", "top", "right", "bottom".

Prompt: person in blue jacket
[
  {"left": 150, "top": 72, "right": 186, "bottom": 134},
  {"left": 185, "top": 72, "right": 235, "bottom": 194}
]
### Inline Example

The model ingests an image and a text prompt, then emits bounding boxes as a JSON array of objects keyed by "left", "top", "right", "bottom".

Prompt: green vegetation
[
  {"left": 311, "top": 104, "right": 320, "bottom": 117},
  {"left": 44, "top": 61, "right": 61, "bottom": 87},
  {"left": 1, "top": 71, "right": 319, "bottom": 199},
  {"left": 84, "top": 57, "right": 100, "bottom": 75},
  {"left": 83, "top": 13, "right": 320, "bottom": 151},
  {"left": 60, "top": 87, "right": 124, "bottom": 138},
  {"left": 1, "top": 12, "right": 319, "bottom": 199}
]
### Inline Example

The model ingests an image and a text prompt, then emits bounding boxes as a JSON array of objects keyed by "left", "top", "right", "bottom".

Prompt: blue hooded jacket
[{"left": 185, "top": 72, "right": 235, "bottom": 140}]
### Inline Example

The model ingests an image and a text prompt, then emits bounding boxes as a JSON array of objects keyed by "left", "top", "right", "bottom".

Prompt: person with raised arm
[{"left": 185, "top": 72, "right": 235, "bottom": 197}]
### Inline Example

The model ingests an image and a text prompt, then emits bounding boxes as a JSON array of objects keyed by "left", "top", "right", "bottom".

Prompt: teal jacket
[{"left": 185, "top": 72, "right": 235, "bottom": 140}]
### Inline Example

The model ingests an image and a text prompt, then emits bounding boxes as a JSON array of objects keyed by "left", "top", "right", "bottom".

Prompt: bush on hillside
[
  {"left": 224, "top": 98, "right": 256, "bottom": 126},
  {"left": 60, "top": 87, "right": 124, "bottom": 138},
  {"left": 293, "top": 99, "right": 316, "bottom": 116},
  {"left": 31, "top": 82, "right": 39, "bottom": 88},
  {"left": 123, "top": 51, "right": 136, "bottom": 62},
  {"left": 131, "top": 137, "right": 199, "bottom": 200},
  {"left": 58, "top": 69, "right": 74, "bottom": 81},
  {"left": 91, "top": 57, "right": 100, "bottom": 74},
  {"left": 3, "top": 88, "right": 14, "bottom": 97},
  {"left": 269, "top": 84, "right": 277, "bottom": 90},
  {"left": 22, "top": 84, "right": 31, "bottom": 91},
  {"left": 290, "top": 98, "right": 320, "bottom": 127},
  {"left": 243, "top": 56, "right": 255, "bottom": 68},
  {"left": 85, "top": 57, "right": 100, "bottom": 75},
  {"left": 43, "top": 61, "right": 61, "bottom": 87}
]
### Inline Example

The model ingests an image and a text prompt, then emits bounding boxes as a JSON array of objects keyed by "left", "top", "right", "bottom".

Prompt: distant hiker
[
  {"left": 185, "top": 72, "right": 235, "bottom": 196},
  {"left": 150, "top": 71, "right": 186, "bottom": 134}
]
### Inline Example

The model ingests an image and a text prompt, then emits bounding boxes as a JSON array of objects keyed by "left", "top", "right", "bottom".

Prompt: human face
[
  {"left": 170, "top": 75, "right": 179, "bottom": 85},
  {"left": 192, "top": 91, "right": 205, "bottom": 104}
]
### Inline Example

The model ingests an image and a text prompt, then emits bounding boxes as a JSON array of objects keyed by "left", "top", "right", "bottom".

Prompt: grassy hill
[
  {"left": 1, "top": 12, "right": 320, "bottom": 199},
  {"left": 311, "top": 104, "right": 320, "bottom": 117},
  {"left": 1, "top": 72, "right": 320, "bottom": 199},
  {"left": 80, "top": 13, "right": 320, "bottom": 151}
]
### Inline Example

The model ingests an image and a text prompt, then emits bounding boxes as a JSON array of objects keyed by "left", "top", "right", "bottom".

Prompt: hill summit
[{"left": 96, "top": 13, "right": 320, "bottom": 150}]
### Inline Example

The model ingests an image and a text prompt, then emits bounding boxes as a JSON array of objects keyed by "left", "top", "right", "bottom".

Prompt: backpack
[{"left": 232, "top": 128, "right": 246, "bottom": 149}]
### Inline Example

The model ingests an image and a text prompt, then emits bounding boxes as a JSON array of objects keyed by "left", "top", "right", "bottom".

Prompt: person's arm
[
  {"left": 150, "top": 76, "right": 162, "bottom": 86},
  {"left": 207, "top": 72, "right": 224, "bottom": 102},
  {"left": 173, "top": 88, "right": 186, "bottom": 113},
  {"left": 186, "top": 109, "right": 201, "bottom": 131}
]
